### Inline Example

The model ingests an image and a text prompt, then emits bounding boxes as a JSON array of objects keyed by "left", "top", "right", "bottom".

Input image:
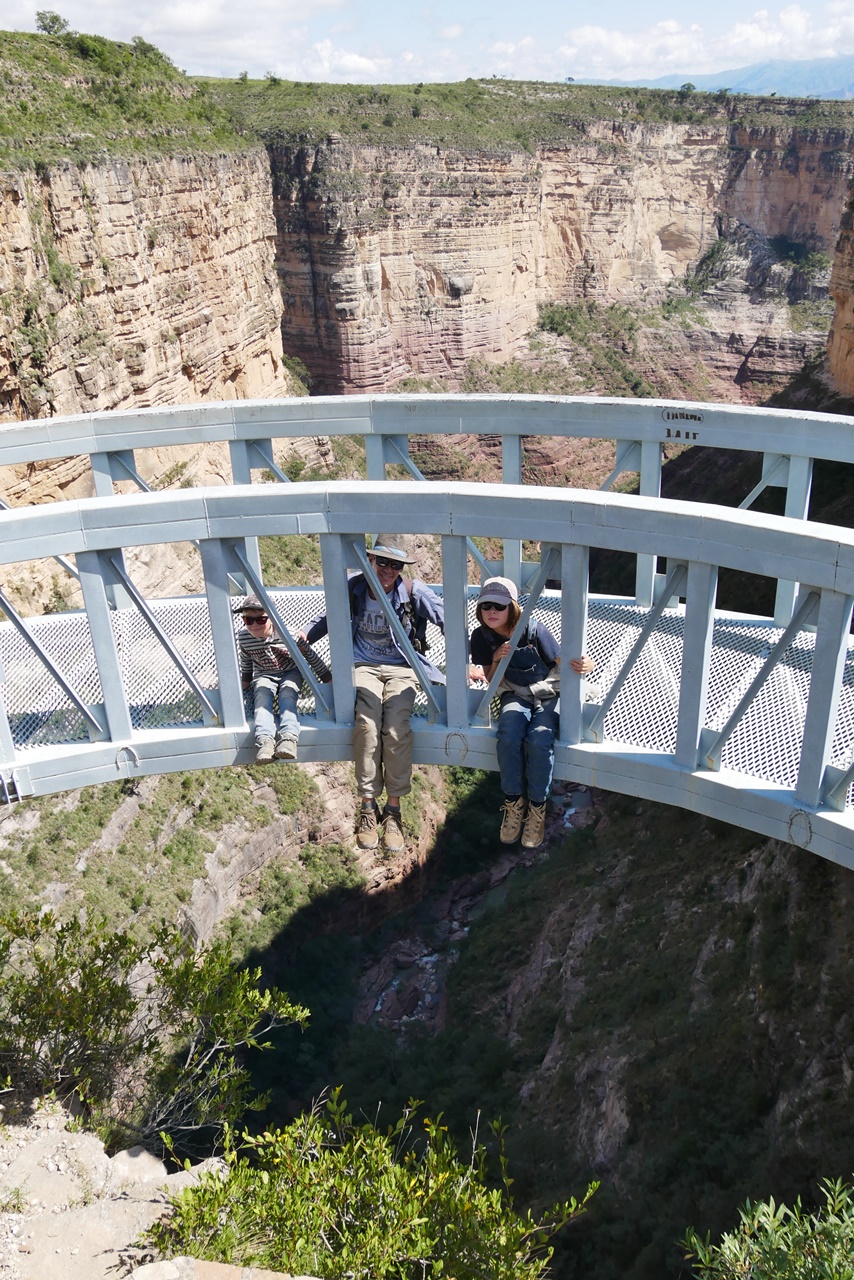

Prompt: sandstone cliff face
[
  {"left": 828, "top": 198, "right": 854, "bottom": 396},
  {"left": 272, "top": 123, "right": 854, "bottom": 394},
  {"left": 0, "top": 149, "right": 288, "bottom": 428}
]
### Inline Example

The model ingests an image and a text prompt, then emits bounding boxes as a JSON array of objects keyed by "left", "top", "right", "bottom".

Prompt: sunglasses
[
  {"left": 371, "top": 556, "right": 404, "bottom": 570},
  {"left": 482, "top": 602, "right": 509, "bottom": 613},
  {"left": 243, "top": 615, "right": 269, "bottom": 624}
]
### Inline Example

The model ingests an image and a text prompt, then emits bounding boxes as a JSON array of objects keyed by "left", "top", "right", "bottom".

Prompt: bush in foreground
[
  {"left": 0, "top": 910, "right": 307, "bottom": 1152},
  {"left": 684, "top": 1178, "right": 854, "bottom": 1279},
  {"left": 149, "top": 1088, "right": 598, "bottom": 1278}
]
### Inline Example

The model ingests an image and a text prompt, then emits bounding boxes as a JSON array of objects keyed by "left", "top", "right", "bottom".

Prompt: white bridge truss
[{"left": 2, "top": 396, "right": 854, "bottom": 868}]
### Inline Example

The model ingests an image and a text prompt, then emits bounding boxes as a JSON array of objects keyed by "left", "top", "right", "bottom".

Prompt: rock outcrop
[
  {"left": 0, "top": 149, "right": 289, "bottom": 427},
  {"left": 828, "top": 195, "right": 854, "bottom": 396},
  {"left": 272, "top": 123, "right": 854, "bottom": 393}
]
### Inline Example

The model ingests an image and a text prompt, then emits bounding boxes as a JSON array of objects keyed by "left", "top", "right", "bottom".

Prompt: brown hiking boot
[
  {"left": 499, "top": 796, "right": 526, "bottom": 844},
  {"left": 381, "top": 805, "right": 406, "bottom": 854},
  {"left": 255, "top": 737, "right": 275, "bottom": 764},
  {"left": 521, "top": 801, "right": 547, "bottom": 849},
  {"left": 356, "top": 803, "right": 379, "bottom": 850}
]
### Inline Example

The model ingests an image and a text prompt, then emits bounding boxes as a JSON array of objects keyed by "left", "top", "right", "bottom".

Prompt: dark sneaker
[
  {"left": 356, "top": 803, "right": 380, "bottom": 850},
  {"left": 381, "top": 805, "right": 406, "bottom": 853},
  {"left": 275, "top": 735, "right": 298, "bottom": 760},
  {"left": 499, "top": 796, "right": 526, "bottom": 844},
  {"left": 255, "top": 737, "right": 275, "bottom": 764},
  {"left": 521, "top": 801, "right": 547, "bottom": 849}
]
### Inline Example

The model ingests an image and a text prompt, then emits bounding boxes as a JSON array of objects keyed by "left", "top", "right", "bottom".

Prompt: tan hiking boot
[
  {"left": 356, "top": 803, "right": 379, "bottom": 850},
  {"left": 499, "top": 796, "right": 526, "bottom": 844},
  {"left": 255, "top": 737, "right": 275, "bottom": 763},
  {"left": 381, "top": 806, "right": 406, "bottom": 853},
  {"left": 521, "top": 801, "right": 547, "bottom": 849},
  {"left": 275, "top": 735, "right": 298, "bottom": 760}
]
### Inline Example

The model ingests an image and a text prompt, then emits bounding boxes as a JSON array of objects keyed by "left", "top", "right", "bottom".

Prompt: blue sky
[{"left": 7, "top": 0, "right": 854, "bottom": 83}]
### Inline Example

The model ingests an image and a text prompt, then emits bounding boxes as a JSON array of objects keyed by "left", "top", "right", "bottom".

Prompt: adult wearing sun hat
[
  {"left": 469, "top": 576, "right": 594, "bottom": 849},
  {"left": 301, "top": 535, "right": 445, "bottom": 854}
]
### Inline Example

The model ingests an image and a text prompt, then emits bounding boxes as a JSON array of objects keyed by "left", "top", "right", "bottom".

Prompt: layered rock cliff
[
  {"left": 0, "top": 149, "right": 287, "bottom": 427},
  {"left": 828, "top": 195, "right": 854, "bottom": 397},
  {"left": 271, "top": 122, "right": 854, "bottom": 394}
]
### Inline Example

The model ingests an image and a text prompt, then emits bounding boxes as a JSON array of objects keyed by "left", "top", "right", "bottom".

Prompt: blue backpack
[{"left": 504, "top": 619, "right": 551, "bottom": 686}]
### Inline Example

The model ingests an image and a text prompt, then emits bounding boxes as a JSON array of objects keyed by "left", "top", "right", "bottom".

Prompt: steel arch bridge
[{"left": 2, "top": 395, "right": 854, "bottom": 870}]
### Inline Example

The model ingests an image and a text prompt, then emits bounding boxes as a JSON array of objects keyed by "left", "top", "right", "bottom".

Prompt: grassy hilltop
[
  {"left": 0, "top": 28, "right": 244, "bottom": 167},
  {"left": 199, "top": 72, "right": 854, "bottom": 150},
  {"left": 4, "top": 25, "right": 854, "bottom": 171}
]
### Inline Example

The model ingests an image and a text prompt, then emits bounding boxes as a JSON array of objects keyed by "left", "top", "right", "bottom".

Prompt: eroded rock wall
[
  {"left": 828, "top": 198, "right": 854, "bottom": 396},
  {"left": 272, "top": 123, "right": 854, "bottom": 393},
  {"left": 0, "top": 149, "right": 288, "bottom": 428}
]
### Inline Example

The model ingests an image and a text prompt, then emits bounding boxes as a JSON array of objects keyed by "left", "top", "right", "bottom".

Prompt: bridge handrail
[
  {"left": 4, "top": 393, "right": 846, "bottom": 623},
  {"left": 2, "top": 394, "right": 854, "bottom": 465},
  {"left": 1, "top": 480, "right": 854, "bottom": 870},
  {"left": 2, "top": 480, "right": 854, "bottom": 588}
]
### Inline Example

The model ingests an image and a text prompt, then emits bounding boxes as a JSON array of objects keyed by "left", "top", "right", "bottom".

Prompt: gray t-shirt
[{"left": 352, "top": 593, "right": 407, "bottom": 666}]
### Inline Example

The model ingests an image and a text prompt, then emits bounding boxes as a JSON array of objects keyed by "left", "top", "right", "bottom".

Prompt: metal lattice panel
[
  {"left": 0, "top": 611, "right": 102, "bottom": 748},
  {"left": 587, "top": 601, "right": 685, "bottom": 753},
  {"left": 4, "top": 587, "right": 854, "bottom": 811}
]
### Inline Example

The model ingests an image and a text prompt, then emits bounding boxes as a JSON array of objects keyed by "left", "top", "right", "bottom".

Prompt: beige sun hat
[{"left": 371, "top": 535, "right": 415, "bottom": 564}]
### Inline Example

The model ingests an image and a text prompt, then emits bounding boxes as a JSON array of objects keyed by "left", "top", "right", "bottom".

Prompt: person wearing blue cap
[{"left": 301, "top": 535, "right": 445, "bottom": 854}]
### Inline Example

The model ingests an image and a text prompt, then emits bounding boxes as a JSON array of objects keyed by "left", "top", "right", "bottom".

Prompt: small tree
[
  {"left": 35, "top": 10, "right": 70, "bottom": 34},
  {"left": 684, "top": 1179, "right": 854, "bottom": 1280},
  {"left": 0, "top": 911, "right": 307, "bottom": 1153},
  {"left": 150, "top": 1088, "right": 598, "bottom": 1278}
]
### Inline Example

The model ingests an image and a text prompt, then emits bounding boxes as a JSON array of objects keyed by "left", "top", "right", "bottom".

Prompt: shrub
[
  {"left": 149, "top": 1087, "right": 597, "bottom": 1277},
  {"left": 684, "top": 1178, "right": 854, "bottom": 1280},
  {"left": 0, "top": 911, "right": 307, "bottom": 1153}
]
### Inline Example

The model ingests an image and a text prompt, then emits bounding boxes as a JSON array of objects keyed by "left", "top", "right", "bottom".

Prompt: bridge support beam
[
  {"left": 560, "top": 543, "right": 589, "bottom": 747},
  {"left": 227, "top": 440, "right": 264, "bottom": 585},
  {"left": 636, "top": 440, "right": 662, "bottom": 607},
  {"left": 502, "top": 434, "right": 523, "bottom": 589},
  {"left": 441, "top": 535, "right": 470, "bottom": 732},
  {"left": 675, "top": 561, "right": 718, "bottom": 771},
  {"left": 774, "top": 455, "right": 814, "bottom": 626},
  {"left": 198, "top": 539, "right": 248, "bottom": 731},
  {"left": 796, "top": 587, "right": 854, "bottom": 808},
  {"left": 76, "top": 550, "right": 133, "bottom": 743},
  {"left": 319, "top": 534, "right": 357, "bottom": 728}
]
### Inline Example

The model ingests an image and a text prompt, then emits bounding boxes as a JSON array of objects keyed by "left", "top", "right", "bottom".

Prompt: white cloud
[
  {"left": 557, "top": 3, "right": 854, "bottom": 78},
  {"left": 8, "top": 0, "right": 854, "bottom": 84}
]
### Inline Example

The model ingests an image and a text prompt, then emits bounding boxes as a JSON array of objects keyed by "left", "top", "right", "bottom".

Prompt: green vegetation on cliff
[
  {"left": 4, "top": 25, "right": 854, "bottom": 166},
  {"left": 201, "top": 73, "right": 854, "bottom": 150},
  {"left": 0, "top": 29, "right": 244, "bottom": 166},
  {"left": 250, "top": 780, "right": 854, "bottom": 1280},
  {"left": 149, "top": 1088, "right": 596, "bottom": 1278}
]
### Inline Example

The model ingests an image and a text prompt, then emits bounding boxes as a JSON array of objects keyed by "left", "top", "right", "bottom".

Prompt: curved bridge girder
[
  {"left": 1, "top": 391, "right": 852, "bottom": 626},
  {"left": 1, "top": 480, "right": 854, "bottom": 870}
]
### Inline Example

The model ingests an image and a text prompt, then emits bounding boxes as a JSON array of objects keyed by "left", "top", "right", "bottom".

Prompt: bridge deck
[{"left": 5, "top": 588, "right": 852, "bottom": 809}]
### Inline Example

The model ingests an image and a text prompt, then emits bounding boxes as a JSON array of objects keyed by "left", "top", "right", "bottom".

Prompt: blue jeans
[
  {"left": 252, "top": 672, "right": 301, "bottom": 743},
  {"left": 496, "top": 693, "right": 559, "bottom": 805}
]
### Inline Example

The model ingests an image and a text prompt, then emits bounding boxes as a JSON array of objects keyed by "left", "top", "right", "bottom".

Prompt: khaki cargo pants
[{"left": 353, "top": 663, "right": 420, "bottom": 798}]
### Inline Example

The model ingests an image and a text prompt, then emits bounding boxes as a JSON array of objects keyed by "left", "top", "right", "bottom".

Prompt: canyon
[
  {"left": 4, "top": 75, "right": 854, "bottom": 425},
  {"left": 4, "top": 41, "right": 854, "bottom": 1280},
  {"left": 273, "top": 120, "right": 853, "bottom": 395}
]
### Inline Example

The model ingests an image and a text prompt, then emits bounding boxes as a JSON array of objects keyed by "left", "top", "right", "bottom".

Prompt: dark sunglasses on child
[
  {"left": 243, "top": 614, "right": 268, "bottom": 624},
  {"left": 482, "top": 601, "right": 509, "bottom": 612},
  {"left": 371, "top": 556, "right": 404, "bottom": 569}
]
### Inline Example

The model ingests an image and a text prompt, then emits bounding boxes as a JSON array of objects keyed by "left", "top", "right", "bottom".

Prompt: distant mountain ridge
[{"left": 581, "top": 55, "right": 854, "bottom": 99}]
